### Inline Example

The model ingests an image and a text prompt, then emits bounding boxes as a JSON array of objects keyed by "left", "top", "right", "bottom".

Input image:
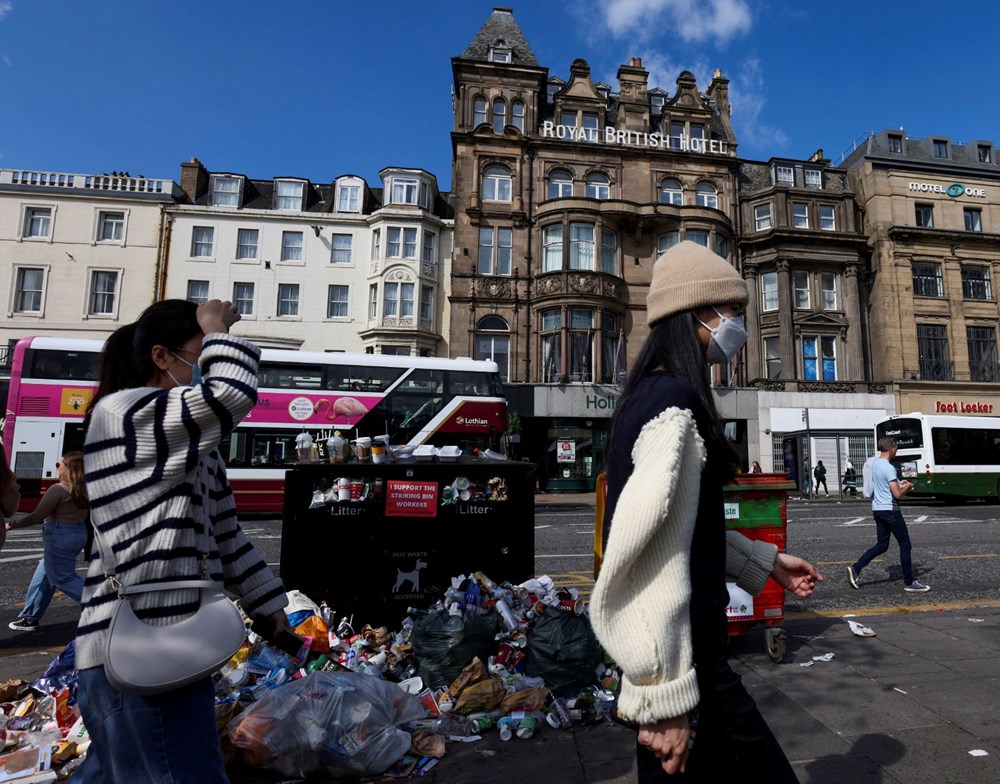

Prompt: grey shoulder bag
[{"left": 93, "top": 521, "right": 247, "bottom": 696}]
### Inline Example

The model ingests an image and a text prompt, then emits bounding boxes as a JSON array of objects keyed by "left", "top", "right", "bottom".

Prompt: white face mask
[{"left": 696, "top": 307, "right": 749, "bottom": 364}]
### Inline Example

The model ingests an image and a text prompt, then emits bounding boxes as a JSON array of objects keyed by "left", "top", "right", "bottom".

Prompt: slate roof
[{"left": 460, "top": 7, "right": 539, "bottom": 66}]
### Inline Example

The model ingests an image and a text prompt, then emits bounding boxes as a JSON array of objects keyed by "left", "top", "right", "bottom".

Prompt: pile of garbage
[{"left": 1, "top": 571, "right": 622, "bottom": 781}]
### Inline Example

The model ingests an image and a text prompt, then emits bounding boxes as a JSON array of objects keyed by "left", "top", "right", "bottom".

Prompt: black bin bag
[
  {"left": 410, "top": 609, "right": 498, "bottom": 689},
  {"left": 524, "top": 610, "right": 601, "bottom": 697}
]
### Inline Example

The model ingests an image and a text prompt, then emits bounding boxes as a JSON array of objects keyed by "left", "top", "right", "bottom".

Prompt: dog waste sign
[{"left": 386, "top": 481, "right": 439, "bottom": 517}]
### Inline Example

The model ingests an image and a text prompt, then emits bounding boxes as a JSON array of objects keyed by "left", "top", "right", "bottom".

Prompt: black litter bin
[{"left": 280, "top": 458, "right": 536, "bottom": 627}]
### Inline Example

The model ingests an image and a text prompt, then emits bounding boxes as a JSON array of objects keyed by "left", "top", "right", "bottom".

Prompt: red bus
[{"left": 2, "top": 337, "right": 507, "bottom": 513}]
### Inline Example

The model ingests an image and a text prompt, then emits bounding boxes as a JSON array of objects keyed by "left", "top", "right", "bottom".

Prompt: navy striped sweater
[{"left": 77, "top": 333, "right": 287, "bottom": 671}]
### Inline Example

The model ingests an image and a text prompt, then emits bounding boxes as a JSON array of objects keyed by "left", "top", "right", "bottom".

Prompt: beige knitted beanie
[{"left": 646, "top": 240, "right": 748, "bottom": 324}]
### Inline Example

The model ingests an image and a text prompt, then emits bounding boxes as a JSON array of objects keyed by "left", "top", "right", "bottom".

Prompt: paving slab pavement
[{"left": 6, "top": 605, "right": 1000, "bottom": 782}]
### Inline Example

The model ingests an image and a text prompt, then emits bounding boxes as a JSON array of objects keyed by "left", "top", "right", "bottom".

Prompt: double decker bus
[
  {"left": 875, "top": 413, "right": 1000, "bottom": 502},
  {"left": 3, "top": 336, "right": 507, "bottom": 512}
]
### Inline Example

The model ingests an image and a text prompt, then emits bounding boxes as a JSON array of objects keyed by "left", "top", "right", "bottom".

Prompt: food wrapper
[
  {"left": 452, "top": 676, "right": 507, "bottom": 714},
  {"left": 446, "top": 657, "right": 490, "bottom": 699},
  {"left": 294, "top": 616, "right": 330, "bottom": 654},
  {"left": 0, "top": 682, "right": 25, "bottom": 704},
  {"left": 410, "top": 732, "right": 447, "bottom": 758},
  {"left": 500, "top": 687, "right": 550, "bottom": 715},
  {"left": 54, "top": 688, "right": 79, "bottom": 737}
]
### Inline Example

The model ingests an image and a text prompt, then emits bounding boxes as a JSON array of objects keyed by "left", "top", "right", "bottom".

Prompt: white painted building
[
  {"left": 165, "top": 160, "right": 452, "bottom": 355},
  {"left": 0, "top": 168, "right": 182, "bottom": 359}
]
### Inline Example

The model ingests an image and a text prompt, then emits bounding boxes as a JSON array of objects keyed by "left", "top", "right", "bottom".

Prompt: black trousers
[{"left": 636, "top": 654, "right": 798, "bottom": 782}]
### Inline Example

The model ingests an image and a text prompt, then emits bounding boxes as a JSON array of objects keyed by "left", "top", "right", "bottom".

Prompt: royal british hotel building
[{"left": 448, "top": 7, "right": 894, "bottom": 491}]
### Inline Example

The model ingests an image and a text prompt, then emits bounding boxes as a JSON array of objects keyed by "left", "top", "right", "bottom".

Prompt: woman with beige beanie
[{"left": 590, "top": 242, "right": 814, "bottom": 781}]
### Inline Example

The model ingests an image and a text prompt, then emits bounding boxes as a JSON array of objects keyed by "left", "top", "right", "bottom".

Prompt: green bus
[{"left": 875, "top": 413, "right": 1000, "bottom": 502}]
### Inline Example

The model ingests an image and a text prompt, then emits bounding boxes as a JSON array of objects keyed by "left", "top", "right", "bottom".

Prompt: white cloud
[
  {"left": 1, "top": 54, "right": 10, "bottom": 67},
  {"left": 633, "top": 50, "right": 714, "bottom": 93},
  {"left": 729, "top": 58, "right": 788, "bottom": 150},
  {"left": 0, "top": 2, "right": 12, "bottom": 21},
  {"left": 600, "top": 0, "right": 751, "bottom": 45}
]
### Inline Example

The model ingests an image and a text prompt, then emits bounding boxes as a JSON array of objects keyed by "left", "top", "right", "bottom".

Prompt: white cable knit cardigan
[{"left": 590, "top": 407, "right": 705, "bottom": 724}]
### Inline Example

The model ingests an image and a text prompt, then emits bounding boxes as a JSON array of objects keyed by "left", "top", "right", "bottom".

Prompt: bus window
[
  {"left": 447, "top": 371, "right": 491, "bottom": 396},
  {"left": 258, "top": 363, "right": 325, "bottom": 390},
  {"left": 25, "top": 349, "right": 101, "bottom": 381},
  {"left": 398, "top": 369, "right": 444, "bottom": 395},
  {"left": 223, "top": 428, "right": 299, "bottom": 466},
  {"left": 327, "top": 365, "right": 405, "bottom": 393},
  {"left": 61, "top": 423, "right": 86, "bottom": 455}
]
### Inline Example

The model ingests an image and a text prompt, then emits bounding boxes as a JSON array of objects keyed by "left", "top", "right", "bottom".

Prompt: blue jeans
[
  {"left": 854, "top": 508, "right": 914, "bottom": 585},
  {"left": 72, "top": 667, "right": 229, "bottom": 783},
  {"left": 42, "top": 521, "right": 86, "bottom": 604},
  {"left": 20, "top": 558, "right": 55, "bottom": 621}
]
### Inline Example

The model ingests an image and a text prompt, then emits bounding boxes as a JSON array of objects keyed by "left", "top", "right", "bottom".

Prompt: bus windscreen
[{"left": 876, "top": 418, "right": 923, "bottom": 449}]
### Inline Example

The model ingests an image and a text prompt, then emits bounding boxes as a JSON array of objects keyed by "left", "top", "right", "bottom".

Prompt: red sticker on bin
[{"left": 386, "top": 481, "right": 439, "bottom": 517}]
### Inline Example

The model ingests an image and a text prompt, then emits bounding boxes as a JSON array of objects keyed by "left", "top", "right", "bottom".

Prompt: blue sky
[{"left": 2, "top": 1, "right": 999, "bottom": 190}]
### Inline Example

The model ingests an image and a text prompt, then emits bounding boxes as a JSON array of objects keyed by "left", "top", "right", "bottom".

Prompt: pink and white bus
[{"left": 2, "top": 336, "right": 507, "bottom": 513}]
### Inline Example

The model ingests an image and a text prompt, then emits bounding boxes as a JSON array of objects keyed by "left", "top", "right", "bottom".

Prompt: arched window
[
  {"left": 492, "top": 98, "right": 507, "bottom": 134},
  {"left": 482, "top": 165, "right": 512, "bottom": 202},
  {"left": 548, "top": 170, "right": 573, "bottom": 199},
  {"left": 696, "top": 182, "right": 718, "bottom": 209},
  {"left": 475, "top": 316, "right": 510, "bottom": 381},
  {"left": 586, "top": 172, "right": 610, "bottom": 200},
  {"left": 659, "top": 179, "right": 682, "bottom": 206},
  {"left": 511, "top": 100, "right": 525, "bottom": 133},
  {"left": 473, "top": 97, "right": 488, "bottom": 127}
]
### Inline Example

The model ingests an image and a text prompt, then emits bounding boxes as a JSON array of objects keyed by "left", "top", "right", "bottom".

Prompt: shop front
[
  {"left": 896, "top": 384, "right": 1000, "bottom": 419},
  {"left": 504, "top": 383, "right": 619, "bottom": 493}
]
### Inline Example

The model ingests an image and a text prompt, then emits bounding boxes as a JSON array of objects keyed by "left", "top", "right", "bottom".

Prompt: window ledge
[{"left": 188, "top": 256, "right": 216, "bottom": 263}]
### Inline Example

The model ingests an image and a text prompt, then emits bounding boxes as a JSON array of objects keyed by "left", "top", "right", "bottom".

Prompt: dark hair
[
  {"left": 610, "top": 311, "right": 737, "bottom": 475},
  {"left": 85, "top": 300, "right": 201, "bottom": 428},
  {"left": 878, "top": 436, "right": 897, "bottom": 452}
]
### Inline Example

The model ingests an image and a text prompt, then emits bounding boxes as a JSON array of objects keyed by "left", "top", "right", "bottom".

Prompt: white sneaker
[{"left": 904, "top": 581, "right": 930, "bottom": 592}]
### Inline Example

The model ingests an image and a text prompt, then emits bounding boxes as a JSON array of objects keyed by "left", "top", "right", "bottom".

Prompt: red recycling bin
[{"left": 724, "top": 472, "right": 795, "bottom": 663}]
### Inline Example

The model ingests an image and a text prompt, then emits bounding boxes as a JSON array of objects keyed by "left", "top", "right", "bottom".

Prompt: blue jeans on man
[{"left": 853, "top": 508, "right": 914, "bottom": 584}]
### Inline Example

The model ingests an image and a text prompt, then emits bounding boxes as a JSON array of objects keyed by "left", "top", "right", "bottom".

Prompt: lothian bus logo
[{"left": 455, "top": 416, "right": 488, "bottom": 427}]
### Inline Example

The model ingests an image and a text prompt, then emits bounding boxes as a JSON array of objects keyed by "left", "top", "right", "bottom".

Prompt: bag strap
[
  {"left": 92, "top": 518, "right": 214, "bottom": 591},
  {"left": 118, "top": 579, "right": 220, "bottom": 596}
]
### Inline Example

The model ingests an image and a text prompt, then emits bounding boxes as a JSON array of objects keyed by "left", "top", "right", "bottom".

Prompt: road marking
[
  {"left": 818, "top": 559, "right": 884, "bottom": 566},
  {"left": 913, "top": 515, "right": 928, "bottom": 522},
  {"left": 939, "top": 553, "right": 1000, "bottom": 560},
  {"left": 537, "top": 553, "right": 592, "bottom": 558},
  {"left": 0, "top": 554, "right": 47, "bottom": 564},
  {"left": 535, "top": 525, "right": 552, "bottom": 530},
  {"left": 786, "top": 598, "right": 1000, "bottom": 620},
  {"left": 841, "top": 517, "right": 866, "bottom": 526}
]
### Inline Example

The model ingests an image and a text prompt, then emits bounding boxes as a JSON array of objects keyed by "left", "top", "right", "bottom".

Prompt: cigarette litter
[
  {"left": 893, "top": 687, "right": 908, "bottom": 694},
  {"left": 968, "top": 618, "right": 985, "bottom": 623}
]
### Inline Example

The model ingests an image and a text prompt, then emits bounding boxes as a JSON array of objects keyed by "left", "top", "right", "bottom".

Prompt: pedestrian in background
[
  {"left": 590, "top": 242, "right": 802, "bottom": 782},
  {"left": 0, "top": 444, "right": 20, "bottom": 553},
  {"left": 6, "top": 451, "right": 89, "bottom": 631},
  {"left": 844, "top": 459, "right": 857, "bottom": 497},
  {"left": 802, "top": 457, "right": 812, "bottom": 498},
  {"left": 813, "top": 460, "right": 829, "bottom": 497},
  {"left": 750, "top": 460, "right": 763, "bottom": 473},
  {"left": 847, "top": 436, "right": 929, "bottom": 592},
  {"left": 72, "top": 299, "right": 289, "bottom": 783}
]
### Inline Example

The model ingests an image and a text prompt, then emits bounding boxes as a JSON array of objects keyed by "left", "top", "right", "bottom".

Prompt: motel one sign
[{"left": 541, "top": 121, "right": 729, "bottom": 154}]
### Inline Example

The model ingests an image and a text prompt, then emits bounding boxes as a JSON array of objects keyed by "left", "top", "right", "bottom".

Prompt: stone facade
[
  {"left": 0, "top": 168, "right": 182, "bottom": 357},
  {"left": 165, "top": 159, "right": 452, "bottom": 355},
  {"left": 844, "top": 129, "right": 1000, "bottom": 416}
]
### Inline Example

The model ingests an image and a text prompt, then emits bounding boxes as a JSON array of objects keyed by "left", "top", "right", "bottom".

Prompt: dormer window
[
  {"left": 489, "top": 38, "right": 511, "bottom": 63},
  {"left": 275, "top": 180, "right": 305, "bottom": 211},
  {"left": 547, "top": 79, "right": 563, "bottom": 103},
  {"left": 804, "top": 169, "right": 823, "bottom": 189},
  {"left": 774, "top": 166, "right": 794, "bottom": 186},
  {"left": 888, "top": 134, "right": 903, "bottom": 153},
  {"left": 979, "top": 144, "right": 993, "bottom": 163},
  {"left": 932, "top": 139, "right": 949, "bottom": 158},
  {"left": 391, "top": 177, "right": 418, "bottom": 205},
  {"left": 336, "top": 178, "right": 362, "bottom": 213},
  {"left": 650, "top": 94, "right": 666, "bottom": 114},
  {"left": 210, "top": 175, "right": 242, "bottom": 208}
]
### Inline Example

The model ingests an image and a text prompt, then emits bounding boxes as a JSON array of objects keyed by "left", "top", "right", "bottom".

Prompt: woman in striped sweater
[{"left": 74, "top": 299, "right": 288, "bottom": 783}]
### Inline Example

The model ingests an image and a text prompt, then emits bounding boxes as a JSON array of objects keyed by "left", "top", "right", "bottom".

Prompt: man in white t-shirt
[{"left": 847, "top": 437, "right": 929, "bottom": 592}]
